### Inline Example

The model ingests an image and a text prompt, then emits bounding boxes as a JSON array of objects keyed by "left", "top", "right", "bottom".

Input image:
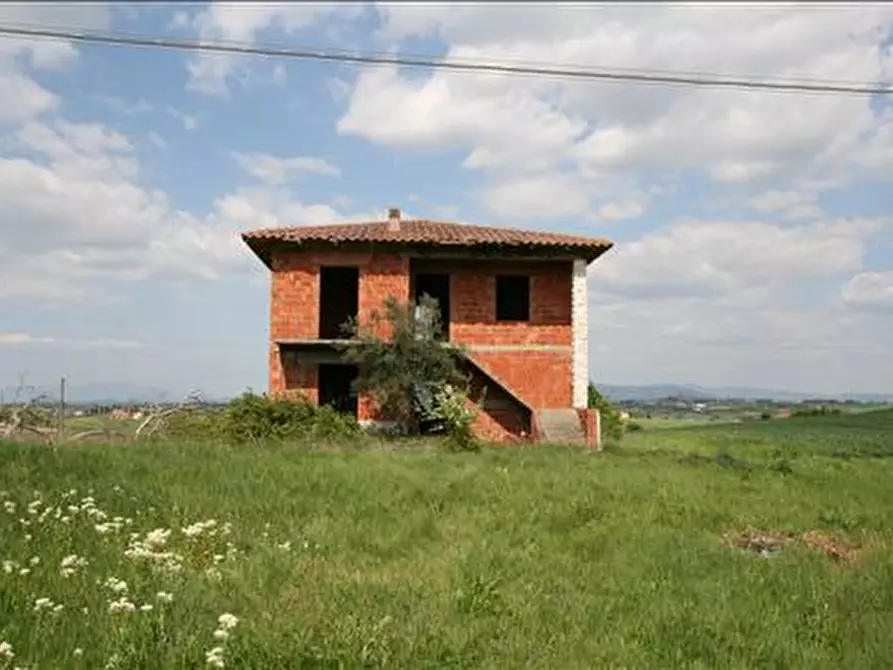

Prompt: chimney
[{"left": 387, "top": 207, "right": 401, "bottom": 231}]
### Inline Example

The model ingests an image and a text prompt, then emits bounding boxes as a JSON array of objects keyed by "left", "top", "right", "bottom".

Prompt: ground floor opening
[{"left": 318, "top": 363, "right": 359, "bottom": 418}]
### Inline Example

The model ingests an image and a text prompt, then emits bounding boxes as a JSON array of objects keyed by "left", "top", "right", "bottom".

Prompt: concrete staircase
[{"left": 536, "top": 409, "right": 585, "bottom": 446}]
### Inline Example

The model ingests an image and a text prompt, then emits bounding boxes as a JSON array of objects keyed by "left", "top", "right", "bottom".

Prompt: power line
[{"left": 1, "top": 23, "right": 891, "bottom": 97}]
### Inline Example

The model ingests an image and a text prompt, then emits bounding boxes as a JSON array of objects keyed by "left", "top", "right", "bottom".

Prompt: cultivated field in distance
[{"left": 1, "top": 409, "right": 892, "bottom": 668}]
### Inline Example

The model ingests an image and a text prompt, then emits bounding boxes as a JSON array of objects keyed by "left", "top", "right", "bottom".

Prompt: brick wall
[
  {"left": 466, "top": 367, "right": 531, "bottom": 442},
  {"left": 270, "top": 344, "right": 317, "bottom": 402},
  {"left": 414, "top": 258, "right": 573, "bottom": 409},
  {"left": 442, "top": 259, "right": 573, "bottom": 347},
  {"left": 270, "top": 249, "right": 410, "bottom": 341},
  {"left": 471, "top": 350, "right": 572, "bottom": 409},
  {"left": 269, "top": 249, "right": 409, "bottom": 421},
  {"left": 268, "top": 250, "right": 576, "bottom": 437}
]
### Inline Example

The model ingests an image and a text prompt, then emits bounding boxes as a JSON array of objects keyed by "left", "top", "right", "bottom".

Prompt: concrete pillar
[{"left": 571, "top": 258, "right": 589, "bottom": 409}]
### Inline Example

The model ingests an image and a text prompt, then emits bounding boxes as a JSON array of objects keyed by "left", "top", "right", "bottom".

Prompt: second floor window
[{"left": 495, "top": 275, "right": 530, "bottom": 322}]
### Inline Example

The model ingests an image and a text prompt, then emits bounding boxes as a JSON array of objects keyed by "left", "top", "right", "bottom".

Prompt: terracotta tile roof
[{"left": 242, "top": 217, "right": 613, "bottom": 266}]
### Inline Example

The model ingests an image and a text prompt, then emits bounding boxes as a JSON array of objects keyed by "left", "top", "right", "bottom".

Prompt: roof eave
[{"left": 240, "top": 235, "right": 614, "bottom": 269}]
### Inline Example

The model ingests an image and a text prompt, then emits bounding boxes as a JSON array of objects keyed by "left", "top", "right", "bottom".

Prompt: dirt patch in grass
[{"left": 724, "top": 527, "right": 860, "bottom": 563}]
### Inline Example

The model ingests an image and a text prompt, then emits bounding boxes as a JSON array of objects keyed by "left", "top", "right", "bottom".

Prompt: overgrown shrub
[
  {"left": 338, "top": 295, "right": 468, "bottom": 435},
  {"left": 220, "top": 392, "right": 358, "bottom": 443},
  {"left": 426, "top": 384, "right": 480, "bottom": 452},
  {"left": 162, "top": 409, "right": 225, "bottom": 441},
  {"left": 587, "top": 384, "right": 624, "bottom": 441}
]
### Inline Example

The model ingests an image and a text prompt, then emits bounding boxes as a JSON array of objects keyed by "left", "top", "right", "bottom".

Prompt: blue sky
[{"left": 1, "top": 1, "right": 892, "bottom": 400}]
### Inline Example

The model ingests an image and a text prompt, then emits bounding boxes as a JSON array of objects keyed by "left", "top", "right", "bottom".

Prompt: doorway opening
[
  {"left": 318, "top": 364, "right": 359, "bottom": 418},
  {"left": 414, "top": 273, "right": 450, "bottom": 339},
  {"left": 319, "top": 266, "right": 359, "bottom": 339}
]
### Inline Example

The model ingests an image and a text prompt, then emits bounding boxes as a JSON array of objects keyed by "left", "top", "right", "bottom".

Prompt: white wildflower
[
  {"left": 18, "top": 568, "right": 30, "bottom": 576},
  {"left": 73, "top": 648, "right": 83, "bottom": 657},
  {"left": 146, "top": 528, "right": 171, "bottom": 548},
  {"left": 52, "top": 603, "right": 64, "bottom": 614},
  {"left": 2, "top": 560, "right": 17, "bottom": 574},
  {"left": 33, "top": 597, "right": 53, "bottom": 612},
  {"left": 139, "top": 604, "right": 153, "bottom": 612},
  {"left": 217, "top": 613, "right": 238, "bottom": 631},
  {"left": 205, "top": 646, "right": 225, "bottom": 668},
  {"left": 29, "top": 557, "right": 39, "bottom": 566},
  {"left": 212, "top": 629, "right": 229, "bottom": 641},
  {"left": 278, "top": 541, "right": 292, "bottom": 551},
  {"left": 205, "top": 568, "right": 222, "bottom": 582},
  {"left": 60, "top": 554, "right": 88, "bottom": 577},
  {"left": 0, "top": 641, "right": 13, "bottom": 659},
  {"left": 182, "top": 519, "right": 217, "bottom": 539},
  {"left": 94, "top": 520, "right": 122, "bottom": 535},
  {"left": 123, "top": 533, "right": 184, "bottom": 573},
  {"left": 108, "top": 597, "right": 136, "bottom": 614},
  {"left": 24, "top": 535, "right": 31, "bottom": 541},
  {"left": 213, "top": 554, "right": 225, "bottom": 564},
  {"left": 104, "top": 577, "right": 128, "bottom": 594},
  {"left": 156, "top": 591, "right": 173, "bottom": 603},
  {"left": 3, "top": 501, "right": 15, "bottom": 513},
  {"left": 67, "top": 505, "right": 80, "bottom": 514}
]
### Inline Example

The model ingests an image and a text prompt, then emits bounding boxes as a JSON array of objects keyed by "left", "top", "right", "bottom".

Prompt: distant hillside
[
  {"left": 1, "top": 383, "right": 177, "bottom": 405},
  {"left": 3, "top": 380, "right": 889, "bottom": 406},
  {"left": 598, "top": 384, "right": 893, "bottom": 403},
  {"left": 64, "top": 384, "right": 172, "bottom": 404}
]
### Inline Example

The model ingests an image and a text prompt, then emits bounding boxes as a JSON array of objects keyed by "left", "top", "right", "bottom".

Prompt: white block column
[{"left": 571, "top": 258, "right": 589, "bottom": 409}]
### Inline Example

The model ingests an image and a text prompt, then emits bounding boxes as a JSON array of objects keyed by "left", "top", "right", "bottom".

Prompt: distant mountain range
[
  {"left": 598, "top": 384, "right": 893, "bottom": 404},
  {"left": 0, "top": 383, "right": 229, "bottom": 405},
  {"left": 2, "top": 381, "right": 891, "bottom": 405}
]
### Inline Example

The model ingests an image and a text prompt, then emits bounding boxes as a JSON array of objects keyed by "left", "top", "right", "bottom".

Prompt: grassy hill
[{"left": 1, "top": 410, "right": 892, "bottom": 668}]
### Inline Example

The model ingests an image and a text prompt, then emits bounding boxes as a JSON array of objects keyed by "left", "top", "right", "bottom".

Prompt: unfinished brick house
[{"left": 241, "top": 209, "right": 613, "bottom": 444}]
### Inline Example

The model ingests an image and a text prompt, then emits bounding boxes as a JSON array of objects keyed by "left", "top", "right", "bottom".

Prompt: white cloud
[
  {"left": 338, "top": 4, "right": 893, "bottom": 218},
  {"left": 0, "top": 3, "right": 111, "bottom": 124},
  {"left": 747, "top": 189, "right": 823, "bottom": 221},
  {"left": 588, "top": 292, "right": 892, "bottom": 393},
  {"left": 0, "top": 71, "right": 58, "bottom": 123},
  {"left": 232, "top": 151, "right": 340, "bottom": 184},
  {"left": 338, "top": 66, "right": 586, "bottom": 175},
  {"left": 0, "top": 117, "right": 359, "bottom": 304},
  {"left": 184, "top": 2, "right": 364, "bottom": 95},
  {"left": 148, "top": 132, "right": 168, "bottom": 151},
  {"left": 480, "top": 172, "right": 592, "bottom": 221},
  {"left": 841, "top": 271, "right": 893, "bottom": 312},
  {"left": 0, "top": 333, "right": 145, "bottom": 350},
  {"left": 96, "top": 95, "right": 153, "bottom": 116},
  {"left": 598, "top": 199, "right": 648, "bottom": 221},
  {"left": 590, "top": 217, "right": 889, "bottom": 299},
  {"left": 166, "top": 106, "right": 199, "bottom": 131}
]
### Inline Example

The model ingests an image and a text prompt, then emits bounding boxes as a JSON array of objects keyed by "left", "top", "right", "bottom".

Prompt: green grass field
[{"left": 2, "top": 410, "right": 893, "bottom": 668}]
